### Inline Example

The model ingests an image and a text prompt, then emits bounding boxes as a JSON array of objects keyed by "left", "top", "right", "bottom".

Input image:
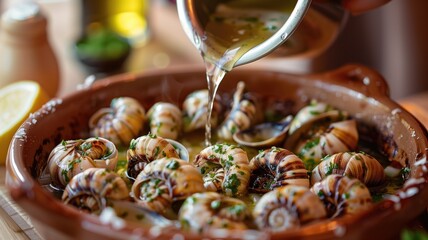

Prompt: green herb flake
[
  {"left": 166, "top": 160, "right": 180, "bottom": 170},
  {"left": 154, "top": 146, "right": 160, "bottom": 157},
  {"left": 129, "top": 139, "right": 138, "bottom": 150},
  {"left": 401, "top": 167, "right": 411, "bottom": 175},
  {"left": 224, "top": 173, "right": 240, "bottom": 196},
  {"left": 80, "top": 142, "right": 92, "bottom": 151},
  {"left": 61, "top": 140, "right": 67, "bottom": 150},
  {"left": 61, "top": 169, "right": 69, "bottom": 182},
  {"left": 211, "top": 200, "right": 221, "bottom": 210},
  {"left": 228, "top": 204, "right": 245, "bottom": 215},
  {"left": 342, "top": 192, "right": 350, "bottom": 199},
  {"left": 230, "top": 125, "right": 238, "bottom": 134}
]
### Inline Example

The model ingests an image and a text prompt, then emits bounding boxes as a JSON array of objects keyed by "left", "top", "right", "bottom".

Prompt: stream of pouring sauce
[{"left": 196, "top": 0, "right": 297, "bottom": 146}]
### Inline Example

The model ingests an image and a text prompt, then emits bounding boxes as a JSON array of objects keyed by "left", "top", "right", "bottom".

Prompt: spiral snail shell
[
  {"left": 311, "top": 152, "right": 385, "bottom": 186},
  {"left": 182, "top": 89, "right": 222, "bottom": 132},
  {"left": 89, "top": 97, "right": 146, "bottom": 147},
  {"left": 253, "top": 185, "right": 327, "bottom": 232},
  {"left": 194, "top": 143, "right": 251, "bottom": 197},
  {"left": 62, "top": 168, "right": 129, "bottom": 213},
  {"left": 286, "top": 118, "right": 358, "bottom": 171},
  {"left": 48, "top": 137, "right": 118, "bottom": 188},
  {"left": 310, "top": 174, "right": 372, "bottom": 218},
  {"left": 249, "top": 147, "right": 309, "bottom": 193},
  {"left": 131, "top": 158, "right": 205, "bottom": 214},
  {"left": 179, "top": 192, "right": 249, "bottom": 234},
  {"left": 126, "top": 134, "right": 179, "bottom": 180},
  {"left": 289, "top": 100, "right": 347, "bottom": 134},
  {"left": 147, "top": 102, "right": 182, "bottom": 140},
  {"left": 217, "top": 81, "right": 262, "bottom": 140}
]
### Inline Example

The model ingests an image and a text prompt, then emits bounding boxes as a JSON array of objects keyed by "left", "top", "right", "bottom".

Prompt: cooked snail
[
  {"left": 89, "top": 97, "right": 146, "bottom": 147},
  {"left": 62, "top": 168, "right": 129, "bottom": 213},
  {"left": 126, "top": 134, "right": 179, "bottom": 180},
  {"left": 249, "top": 147, "right": 309, "bottom": 193},
  {"left": 310, "top": 174, "right": 372, "bottom": 218},
  {"left": 311, "top": 152, "right": 385, "bottom": 186},
  {"left": 48, "top": 137, "right": 118, "bottom": 188},
  {"left": 289, "top": 100, "right": 346, "bottom": 134},
  {"left": 286, "top": 119, "right": 358, "bottom": 171},
  {"left": 147, "top": 102, "right": 182, "bottom": 140},
  {"left": 182, "top": 89, "right": 222, "bottom": 132},
  {"left": 131, "top": 158, "right": 205, "bottom": 214},
  {"left": 194, "top": 143, "right": 251, "bottom": 197},
  {"left": 253, "top": 185, "right": 326, "bottom": 232},
  {"left": 179, "top": 192, "right": 249, "bottom": 234},
  {"left": 217, "top": 81, "right": 262, "bottom": 140}
]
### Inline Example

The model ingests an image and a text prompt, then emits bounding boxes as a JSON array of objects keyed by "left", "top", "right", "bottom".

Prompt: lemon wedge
[{"left": 0, "top": 81, "right": 49, "bottom": 165}]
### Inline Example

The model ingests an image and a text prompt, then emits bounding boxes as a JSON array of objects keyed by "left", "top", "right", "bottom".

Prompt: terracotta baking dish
[{"left": 5, "top": 64, "right": 428, "bottom": 239}]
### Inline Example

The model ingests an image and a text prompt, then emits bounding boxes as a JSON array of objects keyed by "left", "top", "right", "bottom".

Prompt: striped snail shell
[
  {"left": 249, "top": 147, "right": 309, "bottom": 193},
  {"left": 147, "top": 102, "right": 182, "bottom": 140},
  {"left": 285, "top": 117, "right": 358, "bottom": 171},
  {"left": 126, "top": 134, "right": 179, "bottom": 180},
  {"left": 62, "top": 168, "right": 129, "bottom": 213},
  {"left": 289, "top": 100, "right": 347, "bottom": 134},
  {"left": 310, "top": 174, "right": 372, "bottom": 218},
  {"left": 253, "top": 185, "right": 327, "bottom": 232},
  {"left": 48, "top": 137, "right": 118, "bottom": 189},
  {"left": 217, "top": 81, "right": 263, "bottom": 140},
  {"left": 89, "top": 97, "right": 146, "bottom": 147},
  {"left": 194, "top": 143, "right": 251, "bottom": 197},
  {"left": 131, "top": 158, "right": 205, "bottom": 214},
  {"left": 311, "top": 152, "right": 385, "bottom": 186},
  {"left": 179, "top": 192, "right": 249, "bottom": 234},
  {"left": 182, "top": 89, "right": 222, "bottom": 132}
]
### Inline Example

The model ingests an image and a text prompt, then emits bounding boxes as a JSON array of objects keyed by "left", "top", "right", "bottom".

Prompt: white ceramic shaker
[{"left": 0, "top": 2, "right": 59, "bottom": 97}]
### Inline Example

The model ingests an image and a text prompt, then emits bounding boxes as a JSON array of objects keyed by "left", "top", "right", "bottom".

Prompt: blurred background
[{"left": 0, "top": 0, "right": 427, "bottom": 99}]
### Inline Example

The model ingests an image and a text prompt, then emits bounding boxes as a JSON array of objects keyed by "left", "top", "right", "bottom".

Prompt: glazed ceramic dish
[{"left": 6, "top": 64, "right": 428, "bottom": 239}]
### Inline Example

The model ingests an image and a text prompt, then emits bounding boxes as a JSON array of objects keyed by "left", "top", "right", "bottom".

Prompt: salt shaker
[{"left": 0, "top": 2, "right": 60, "bottom": 97}]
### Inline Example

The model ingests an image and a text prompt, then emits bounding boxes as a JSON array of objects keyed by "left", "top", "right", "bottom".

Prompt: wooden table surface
[{"left": 1, "top": 0, "right": 428, "bottom": 239}]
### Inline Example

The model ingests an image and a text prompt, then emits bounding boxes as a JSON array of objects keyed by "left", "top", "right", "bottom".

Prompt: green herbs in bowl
[{"left": 75, "top": 28, "right": 131, "bottom": 72}]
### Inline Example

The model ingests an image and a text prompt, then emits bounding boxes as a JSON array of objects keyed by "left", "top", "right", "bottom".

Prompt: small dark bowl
[
  {"left": 74, "top": 32, "right": 131, "bottom": 73},
  {"left": 6, "top": 64, "right": 428, "bottom": 239}
]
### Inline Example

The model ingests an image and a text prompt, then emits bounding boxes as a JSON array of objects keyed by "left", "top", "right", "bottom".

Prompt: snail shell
[
  {"left": 131, "top": 158, "right": 205, "bottom": 214},
  {"left": 289, "top": 100, "right": 347, "bottom": 134},
  {"left": 62, "top": 168, "right": 129, "bottom": 213},
  {"left": 179, "top": 192, "right": 249, "bottom": 234},
  {"left": 249, "top": 147, "right": 309, "bottom": 193},
  {"left": 182, "top": 89, "right": 222, "bottom": 132},
  {"left": 310, "top": 174, "right": 372, "bottom": 218},
  {"left": 194, "top": 143, "right": 251, "bottom": 197},
  {"left": 48, "top": 137, "right": 118, "bottom": 188},
  {"left": 286, "top": 119, "right": 358, "bottom": 171},
  {"left": 217, "top": 81, "right": 262, "bottom": 140},
  {"left": 253, "top": 185, "right": 326, "bottom": 232},
  {"left": 126, "top": 134, "right": 179, "bottom": 180},
  {"left": 311, "top": 152, "right": 385, "bottom": 186},
  {"left": 89, "top": 97, "right": 146, "bottom": 147},
  {"left": 147, "top": 102, "right": 182, "bottom": 140},
  {"left": 203, "top": 168, "right": 225, "bottom": 192}
]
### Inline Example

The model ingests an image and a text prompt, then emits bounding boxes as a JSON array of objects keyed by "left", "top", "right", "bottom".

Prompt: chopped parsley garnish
[
  {"left": 129, "top": 139, "right": 138, "bottom": 150},
  {"left": 224, "top": 173, "right": 240, "bottom": 196},
  {"left": 166, "top": 160, "right": 180, "bottom": 170},
  {"left": 211, "top": 200, "right": 221, "bottom": 210}
]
